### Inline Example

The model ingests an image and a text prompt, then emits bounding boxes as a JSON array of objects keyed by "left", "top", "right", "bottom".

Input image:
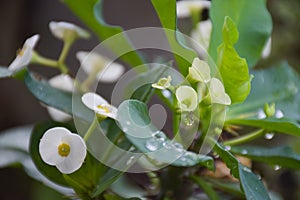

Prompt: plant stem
[
  {"left": 223, "top": 129, "right": 265, "bottom": 146},
  {"left": 84, "top": 117, "right": 99, "bottom": 142},
  {"left": 31, "top": 52, "right": 58, "bottom": 67},
  {"left": 57, "top": 35, "right": 75, "bottom": 74}
]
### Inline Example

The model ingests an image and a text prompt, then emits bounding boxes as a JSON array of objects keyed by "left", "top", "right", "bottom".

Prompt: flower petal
[
  {"left": 49, "top": 21, "right": 90, "bottom": 40},
  {"left": 39, "top": 127, "right": 71, "bottom": 165},
  {"left": 97, "top": 62, "right": 125, "bottom": 83},
  {"left": 176, "top": 85, "right": 198, "bottom": 112},
  {"left": 56, "top": 133, "right": 86, "bottom": 174},
  {"left": 189, "top": 57, "right": 211, "bottom": 83},
  {"left": 209, "top": 78, "right": 231, "bottom": 105},
  {"left": 177, "top": 0, "right": 211, "bottom": 18},
  {"left": 8, "top": 34, "right": 40, "bottom": 72},
  {"left": 46, "top": 106, "right": 72, "bottom": 122},
  {"left": 49, "top": 74, "right": 74, "bottom": 92}
]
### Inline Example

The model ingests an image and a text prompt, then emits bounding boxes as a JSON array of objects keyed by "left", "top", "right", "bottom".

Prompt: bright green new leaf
[
  {"left": 217, "top": 16, "right": 251, "bottom": 104},
  {"left": 231, "top": 145, "right": 300, "bottom": 170},
  {"left": 63, "top": 0, "right": 144, "bottom": 67},
  {"left": 209, "top": 0, "right": 272, "bottom": 67},
  {"left": 213, "top": 142, "right": 270, "bottom": 200}
]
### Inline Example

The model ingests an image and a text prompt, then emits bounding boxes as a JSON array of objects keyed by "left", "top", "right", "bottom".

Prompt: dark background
[{"left": 0, "top": 0, "right": 299, "bottom": 199}]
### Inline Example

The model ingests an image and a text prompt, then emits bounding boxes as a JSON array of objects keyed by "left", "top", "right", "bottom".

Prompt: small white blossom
[
  {"left": 152, "top": 76, "right": 172, "bottom": 90},
  {"left": 209, "top": 78, "right": 231, "bottom": 105},
  {"left": 177, "top": 0, "right": 211, "bottom": 18},
  {"left": 49, "top": 21, "right": 90, "bottom": 40},
  {"left": 191, "top": 20, "right": 212, "bottom": 57},
  {"left": 8, "top": 34, "right": 40, "bottom": 72},
  {"left": 81, "top": 92, "right": 117, "bottom": 119},
  {"left": 39, "top": 127, "right": 87, "bottom": 174},
  {"left": 76, "top": 51, "right": 125, "bottom": 83},
  {"left": 46, "top": 74, "right": 74, "bottom": 122},
  {"left": 188, "top": 57, "right": 211, "bottom": 83},
  {"left": 176, "top": 85, "right": 198, "bottom": 112}
]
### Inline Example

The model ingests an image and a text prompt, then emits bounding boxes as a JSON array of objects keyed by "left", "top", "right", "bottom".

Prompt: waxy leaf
[
  {"left": 231, "top": 145, "right": 300, "bottom": 170},
  {"left": 209, "top": 0, "right": 272, "bottom": 67},
  {"left": 217, "top": 16, "right": 251, "bottom": 104},
  {"left": 213, "top": 142, "right": 270, "bottom": 200}
]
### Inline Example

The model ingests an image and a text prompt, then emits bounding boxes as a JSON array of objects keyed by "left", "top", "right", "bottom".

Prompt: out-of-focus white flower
[
  {"left": 176, "top": 85, "right": 198, "bottom": 112},
  {"left": 49, "top": 21, "right": 90, "bottom": 40},
  {"left": 81, "top": 92, "right": 117, "bottom": 119},
  {"left": 188, "top": 57, "right": 211, "bottom": 83},
  {"left": 191, "top": 20, "right": 212, "bottom": 57},
  {"left": 76, "top": 51, "right": 125, "bottom": 83},
  {"left": 46, "top": 74, "right": 74, "bottom": 122},
  {"left": 152, "top": 76, "right": 172, "bottom": 90},
  {"left": 177, "top": 0, "right": 211, "bottom": 18},
  {"left": 262, "top": 37, "right": 272, "bottom": 59},
  {"left": 8, "top": 34, "right": 40, "bottom": 72},
  {"left": 209, "top": 78, "right": 231, "bottom": 105},
  {"left": 39, "top": 127, "right": 87, "bottom": 174}
]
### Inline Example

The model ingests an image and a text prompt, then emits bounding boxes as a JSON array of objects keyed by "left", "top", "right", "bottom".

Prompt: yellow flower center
[
  {"left": 17, "top": 47, "right": 26, "bottom": 57},
  {"left": 97, "top": 104, "right": 110, "bottom": 113},
  {"left": 58, "top": 143, "right": 70, "bottom": 157}
]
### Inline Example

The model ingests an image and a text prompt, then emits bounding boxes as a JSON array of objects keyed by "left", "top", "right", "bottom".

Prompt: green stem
[
  {"left": 223, "top": 129, "right": 265, "bottom": 146},
  {"left": 84, "top": 117, "right": 99, "bottom": 142},
  {"left": 81, "top": 66, "right": 102, "bottom": 92},
  {"left": 57, "top": 36, "right": 75, "bottom": 74},
  {"left": 31, "top": 52, "right": 58, "bottom": 67}
]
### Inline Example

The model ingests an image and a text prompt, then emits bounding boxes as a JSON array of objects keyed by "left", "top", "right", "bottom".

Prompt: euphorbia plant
[{"left": 1, "top": 0, "right": 300, "bottom": 200}]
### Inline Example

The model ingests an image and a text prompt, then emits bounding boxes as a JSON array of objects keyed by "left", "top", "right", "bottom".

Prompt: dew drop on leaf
[
  {"left": 274, "top": 165, "right": 281, "bottom": 171},
  {"left": 241, "top": 149, "right": 248, "bottom": 155},
  {"left": 264, "top": 132, "right": 275, "bottom": 140},
  {"left": 145, "top": 138, "right": 160, "bottom": 151}
]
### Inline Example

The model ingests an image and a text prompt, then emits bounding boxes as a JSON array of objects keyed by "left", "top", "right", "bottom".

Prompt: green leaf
[
  {"left": 226, "top": 117, "right": 300, "bottom": 137},
  {"left": 117, "top": 99, "right": 214, "bottom": 170},
  {"left": 213, "top": 142, "right": 270, "bottom": 200},
  {"left": 63, "top": 0, "right": 144, "bottom": 67},
  {"left": 0, "top": 67, "right": 12, "bottom": 78},
  {"left": 231, "top": 145, "right": 300, "bottom": 170},
  {"left": 24, "top": 71, "right": 94, "bottom": 122},
  {"left": 227, "top": 62, "right": 300, "bottom": 121},
  {"left": 209, "top": 0, "right": 272, "bottom": 67},
  {"left": 190, "top": 176, "right": 221, "bottom": 200},
  {"left": 151, "top": 0, "right": 197, "bottom": 75},
  {"left": 217, "top": 16, "right": 251, "bottom": 104}
]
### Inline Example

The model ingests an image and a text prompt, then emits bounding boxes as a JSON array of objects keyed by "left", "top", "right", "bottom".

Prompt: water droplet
[
  {"left": 126, "top": 156, "right": 135, "bottom": 165},
  {"left": 257, "top": 109, "right": 266, "bottom": 119},
  {"left": 162, "top": 90, "right": 171, "bottom": 98},
  {"left": 225, "top": 145, "right": 231, "bottom": 151},
  {"left": 243, "top": 166, "right": 252, "bottom": 173},
  {"left": 184, "top": 151, "right": 198, "bottom": 161},
  {"left": 275, "top": 110, "right": 284, "bottom": 118},
  {"left": 126, "top": 121, "right": 131, "bottom": 125},
  {"left": 145, "top": 138, "right": 160, "bottom": 151},
  {"left": 179, "top": 156, "right": 187, "bottom": 162},
  {"left": 241, "top": 149, "right": 248, "bottom": 155},
  {"left": 212, "top": 152, "right": 219, "bottom": 158},
  {"left": 264, "top": 132, "right": 275, "bottom": 140},
  {"left": 257, "top": 174, "right": 262, "bottom": 180},
  {"left": 173, "top": 142, "right": 184, "bottom": 152},
  {"left": 274, "top": 165, "right": 281, "bottom": 171},
  {"left": 183, "top": 112, "right": 194, "bottom": 126},
  {"left": 123, "top": 127, "right": 128, "bottom": 132},
  {"left": 162, "top": 141, "right": 173, "bottom": 149},
  {"left": 152, "top": 131, "right": 166, "bottom": 142}
]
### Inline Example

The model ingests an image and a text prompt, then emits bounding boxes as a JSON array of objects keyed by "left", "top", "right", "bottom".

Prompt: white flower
[
  {"left": 8, "top": 34, "right": 40, "bottom": 72},
  {"left": 191, "top": 20, "right": 212, "bottom": 57},
  {"left": 81, "top": 92, "right": 117, "bottom": 119},
  {"left": 46, "top": 74, "right": 74, "bottom": 122},
  {"left": 262, "top": 37, "right": 272, "bottom": 59},
  {"left": 209, "top": 78, "right": 231, "bottom": 105},
  {"left": 176, "top": 85, "right": 198, "bottom": 112},
  {"left": 49, "top": 21, "right": 90, "bottom": 40},
  {"left": 76, "top": 51, "right": 125, "bottom": 83},
  {"left": 177, "top": 0, "right": 211, "bottom": 18},
  {"left": 152, "top": 76, "right": 172, "bottom": 90},
  {"left": 188, "top": 57, "right": 211, "bottom": 83},
  {"left": 39, "top": 127, "right": 87, "bottom": 174}
]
